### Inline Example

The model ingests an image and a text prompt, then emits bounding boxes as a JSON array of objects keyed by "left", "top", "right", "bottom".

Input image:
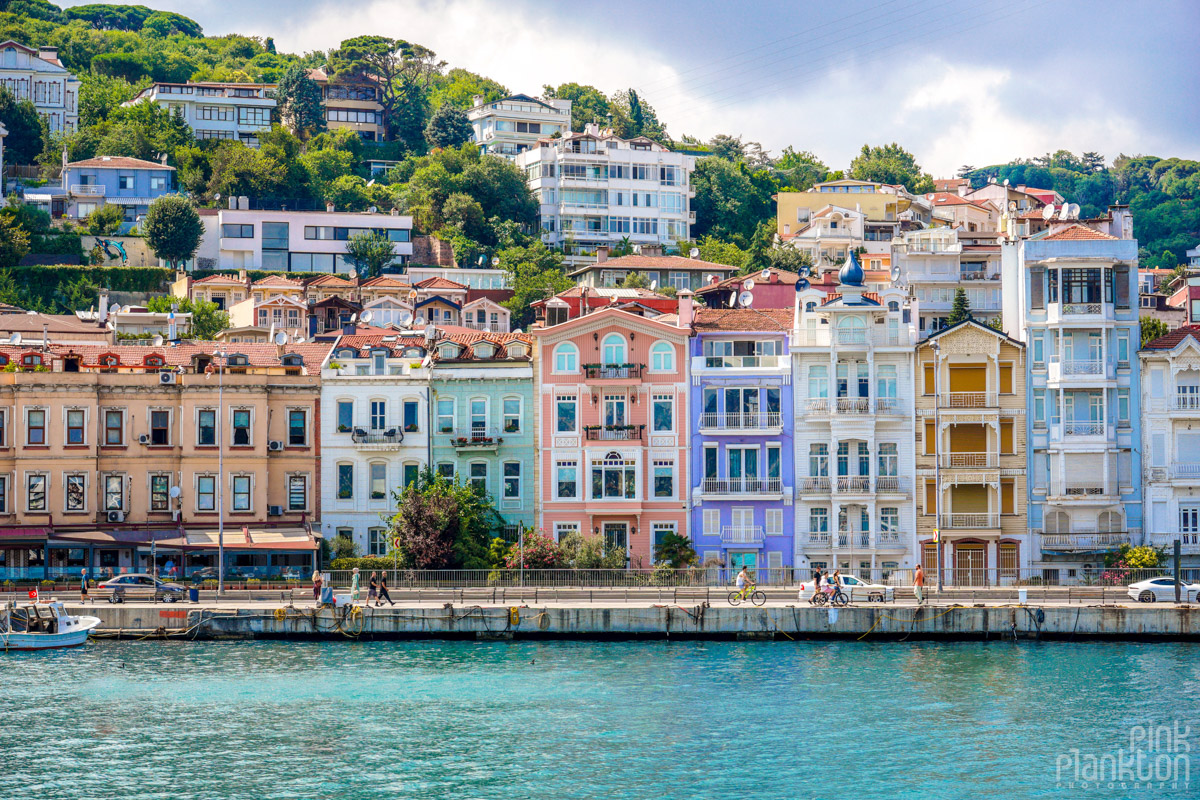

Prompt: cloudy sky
[{"left": 64, "top": 0, "right": 1200, "bottom": 175}]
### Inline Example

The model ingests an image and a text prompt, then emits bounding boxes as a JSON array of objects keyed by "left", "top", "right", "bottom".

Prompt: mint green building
[{"left": 429, "top": 332, "right": 536, "bottom": 539}]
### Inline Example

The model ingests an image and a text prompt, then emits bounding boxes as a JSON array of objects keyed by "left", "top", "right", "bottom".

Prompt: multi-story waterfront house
[
  {"left": 532, "top": 304, "right": 690, "bottom": 564},
  {"left": 319, "top": 332, "right": 431, "bottom": 557},
  {"left": 688, "top": 305, "right": 794, "bottom": 578},
  {"left": 429, "top": 331, "right": 536, "bottom": 539},
  {"left": 792, "top": 255, "right": 919, "bottom": 581},
  {"left": 306, "top": 68, "right": 385, "bottom": 142},
  {"left": 24, "top": 154, "right": 175, "bottom": 227},
  {"left": 569, "top": 247, "right": 737, "bottom": 293},
  {"left": 924, "top": 192, "right": 998, "bottom": 232},
  {"left": 892, "top": 228, "right": 1002, "bottom": 332},
  {"left": 516, "top": 124, "right": 696, "bottom": 267},
  {"left": 1140, "top": 326, "right": 1200, "bottom": 568},
  {"left": 915, "top": 321, "right": 1028, "bottom": 585},
  {"left": 124, "top": 82, "right": 275, "bottom": 148},
  {"left": 1001, "top": 218, "right": 1142, "bottom": 580},
  {"left": 0, "top": 342, "right": 329, "bottom": 582},
  {"left": 468, "top": 93, "right": 572, "bottom": 158},
  {"left": 0, "top": 42, "right": 78, "bottom": 134},
  {"left": 189, "top": 205, "right": 414, "bottom": 272}
]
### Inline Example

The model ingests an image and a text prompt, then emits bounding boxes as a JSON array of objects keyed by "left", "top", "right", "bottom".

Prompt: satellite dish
[
  {"left": 423, "top": 324, "right": 436, "bottom": 340},
  {"left": 890, "top": 265, "right": 901, "bottom": 283},
  {"left": 348, "top": 269, "right": 358, "bottom": 280},
  {"left": 274, "top": 331, "right": 288, "bottom": 346},
  {"left": 650, "top": 280, "right": 658, "bottom": 291},
  {"left": 1002, "top": 178, "right": 1010, "bottom": 187},
  {"left": 796, "top": 278, "right": 809, "bottom": 291},
  {"left": 1058, "top": 204, "right": 1070, "bottom": 220},
  {"left": 152, "top": 334, "right": 164, "bottom": 346},
  {"left": 169, "top": 485, "right": 182, "bottom": 499},
  {"left": 491, "top": 256, "right": 500, "bottom": 266},
  {"left": 368, "top": 204, "right": 377, "bottom": 212},
  {"left": 688, "top": 247, "right": 700, "bottom": 259},
  {"left": 400, "top": 311, "right": 413, "bottom": 327},
  {"left": 744, "top": 279, "right": 755, "bottom": 290},
  {"left": 360, "top": 310, "right": 375, "bottom": 325},
  {"left": 478, "top": 255, "right": 487, "bottom": 267},
  {"left": 108, "top": 302, "right": 121, "bottom": 316},
  {"left": 1068, "top": 203, "right": 1080, "bottom": 219},
  {"left": 10, "top": 332, "right": 20, "bottom": 345},
  {"left": 512, "top": 328, "right": 522, "bottom": 334},
  {"left": 349, "top": 313, "right": 358, "bottom": 323},
  {"left": 1041, "top": 205, "right": 1056, "bottom": 221},
  {"left": 727, "top": 293, "right": 738, "bottom": 308},
  {"left": 738, "top": 291, "right": 754, "bottom": 308},
  {"left": 799, "top": 265, "right": 812, "bottom": 278},
  {"left": 761, "top": 269, "right": 771, "bottom": 281},
  {"left": 408, "top": 290, "right": 418, "bottom": 301},
  {"left": 1007, "top": 201, "right": 1017, "bottom": 212}
]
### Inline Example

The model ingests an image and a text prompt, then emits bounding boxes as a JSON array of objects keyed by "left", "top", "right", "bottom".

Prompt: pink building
[{"left": 533, "top": 306, "right": 691, "bottom": 565}]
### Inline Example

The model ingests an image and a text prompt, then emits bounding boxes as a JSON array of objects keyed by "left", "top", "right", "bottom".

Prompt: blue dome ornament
[{"left": 838, "top": 251, "right": 864, "bottom": 287}]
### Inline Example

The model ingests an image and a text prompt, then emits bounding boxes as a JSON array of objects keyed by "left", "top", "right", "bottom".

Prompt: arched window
[
  {"left": 554, "top": 342, "right": 578, "bottom": 372},
  {"left": 1098, "top": 511, "right": 1123, "bottom": 532},
  {"left": 601, "top": 333, "right": 626, "bottom": 365},
  {"left": 1045, "top": 511, "right": 1070, "bottom": 534},
  {"left": 805, "top": 302, "right": 816, "bottom": 312},
  {"left": 888, "top": 301, "right": 900, "bottom": 312},
  {"left": 650, "top": 341, "right": 674, "bottom": 372}
]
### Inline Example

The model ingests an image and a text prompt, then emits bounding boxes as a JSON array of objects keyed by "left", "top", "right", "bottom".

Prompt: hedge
[
  {"left": 9, "top": 264, "right": 175, "bottom": 295},
  {"left": 329, "top": 557, "right": 402, "bottom": 572}
]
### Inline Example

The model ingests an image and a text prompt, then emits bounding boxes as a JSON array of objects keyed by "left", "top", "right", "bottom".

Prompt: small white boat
[{"left": 1, "top": 601, "right": 101, "bottom": 651}]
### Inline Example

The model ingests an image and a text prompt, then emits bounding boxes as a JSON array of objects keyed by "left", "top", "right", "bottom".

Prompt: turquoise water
[{"left": 2, "top": 640, "right": 1198, "bottom": 799}]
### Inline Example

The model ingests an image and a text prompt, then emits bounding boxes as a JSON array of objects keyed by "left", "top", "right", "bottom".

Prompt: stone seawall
[{"left": 70, "top": 603, "right": 1200, "bottom": 641}]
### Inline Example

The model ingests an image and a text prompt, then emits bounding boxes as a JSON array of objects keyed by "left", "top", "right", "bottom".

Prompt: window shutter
[
  {"left": 767, "top": 551, "right": 783, "bottom": 569},
  {"left": 999, "top": 363, "right": 1013, "bottom": 394},
  {"left": 1030, "top": 268, "right": 1045, "bottom": 309},
  {"left": 923, "top": 363, "right": 936, "bottom": 395},
  {"left": 924, "top": 421, "right": 937, "bottom": 455},
  {"left": 1000, "top": 421, "right": 1014, "bottom": 454},
  {"left": 924, "top": 479, "right": 937, "bottom": 515},
  {"left": 1001, "top": 479, "right": 1015, "bottom": 514}
]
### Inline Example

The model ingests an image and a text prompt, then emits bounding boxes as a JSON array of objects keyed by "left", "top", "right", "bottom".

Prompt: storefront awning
[
  {"left": 49, "top": 526, "right": 315, "bottom": 552},
  {"left": 0, "top": 527, "right": 50, "bottom": 543}
]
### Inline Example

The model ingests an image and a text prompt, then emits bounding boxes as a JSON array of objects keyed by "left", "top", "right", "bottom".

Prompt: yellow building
[
  {"left": 915, "top": 321, "right": 1027, "bottom": 585},
  {"left": 0, "top": 341, "right": 331, "bottom": 581}
]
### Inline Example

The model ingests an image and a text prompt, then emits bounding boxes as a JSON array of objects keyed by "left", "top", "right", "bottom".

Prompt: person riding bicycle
[{"left": 735, "top": 565, "right": 753, "bottom": 596}]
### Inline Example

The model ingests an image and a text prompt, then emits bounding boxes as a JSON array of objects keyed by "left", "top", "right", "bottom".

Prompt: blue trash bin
[{"left": 189, "top": 587, "right": 199, "bottom": 603}]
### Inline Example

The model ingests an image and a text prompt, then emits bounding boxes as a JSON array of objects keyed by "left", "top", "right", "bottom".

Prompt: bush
[{"left": 329, "top": 557, "right": 400, "bottom": 572}]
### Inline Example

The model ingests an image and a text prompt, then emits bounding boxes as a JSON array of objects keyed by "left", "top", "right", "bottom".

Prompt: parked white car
[
  {"left": 1127, "top": 577, "right": 1200, "bottom": 603},
  {"left": 798, "top": 575, "right": 894, "bottom": 603}
]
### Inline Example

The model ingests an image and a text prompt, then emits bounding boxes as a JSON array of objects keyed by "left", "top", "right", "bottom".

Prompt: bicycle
[
  {"left": 727, "top": 583, "right": 766, "bottom": 607},
  {"left": 809, "top": 587, "right": 849, "bottom": 607}
]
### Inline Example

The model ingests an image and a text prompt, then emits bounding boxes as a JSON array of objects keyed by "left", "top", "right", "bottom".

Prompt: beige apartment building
[
  {"left": 0, "top": 341, "right": 331, "bottom": 582},
  {"left": 915, "top": 321, "right": 1028, "bottom": 585}
]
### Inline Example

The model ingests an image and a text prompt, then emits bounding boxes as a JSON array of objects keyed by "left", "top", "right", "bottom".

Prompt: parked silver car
[{"left": 98, "top": 574, "right": 187, "bottom": 603}]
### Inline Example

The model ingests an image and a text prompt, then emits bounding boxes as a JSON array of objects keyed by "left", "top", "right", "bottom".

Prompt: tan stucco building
[{"left": 915, "top": 321, "right": 1028, "bottom": 584}]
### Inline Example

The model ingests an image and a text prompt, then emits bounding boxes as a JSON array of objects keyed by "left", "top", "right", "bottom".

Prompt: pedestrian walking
[
  {"left": 368, "top": 571, "right": 379, "bottom": 605},
  {"left": 312, "top": 569, "right": 323, "bottom": 603},
  {"left": 914, "top": 563, "right": 925, "bottom": 605},
  {"left": 350, "top": 567, "right": 361, "bottom": 603},
  {"left": 377, "top": 573, "right": 394, "bottom": 606},
  {"left": 80, "top": 569, "right": 89, "bottom": 604}
]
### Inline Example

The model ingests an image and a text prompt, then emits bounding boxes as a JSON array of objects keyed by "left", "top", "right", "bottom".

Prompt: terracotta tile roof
[
  {"left": 1143, "top": 325, "right": 1200, "bottom": 350},
  {"left": 0, "top": 312, "right": 103, "bottom": 334},
  {"left": 304, "top": 275, "right": 357, "bottom": 288},
  {"left": 926, "top": 192, "right": 987, "bottom": 208},
  {"left": 65, "top": 156, "right": 175, "bottom": 171},
  {"left": 334, "top": 333, "right": 429, "bottom": 355},
  {"left": 415, "top": 277, "right": 468, "bottom": 290},
  {"left": 580, "top": 254, "right": 738, "bottom": 272},
  {"left": 192, "top": 274, "right": 246, "bottom": 285},
  {"left": 466, "top": 289, "right": 515, "bottom": 304},
  {"left": 360, "top": 276, "right": 411, "bottom": 289},
  {"left": 253, "top": 275, "right": 305, "bottom": 288},
  {"left": 691, "top": 308, "right": 793, "bottom": 332},
  {"left": 1042, "top": 224, "right": 1117, "bottom": 241},
  {"left": 821, "top": 291, "right": 882, "bottom": 306},
  {"left": 49, "top": 342, "right": 333, "bottom": 371},
  {"left": 435, "top": 327, "right": 532, "bottom": 345}
]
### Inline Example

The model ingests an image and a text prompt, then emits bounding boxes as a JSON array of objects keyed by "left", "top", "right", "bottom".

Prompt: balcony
[
  {"left": 834, "top": 531, "right": 872, "bottom": 549},
  {"left": 1062, "top": 421, "right": 1106, "bottom": 436},
  {"left": 938, "top": 452, "right": 999, "bottom": 469},
  {"left": 874, "top": 476, "right": 910, "bottom": 494},
  {"left": 350, "top": 428, "right": 406, "bottom": 450},
  {"left": 833, "top": 328, "right": 871, "bottom": 348},
  {"left": 582, "top": 363, "right": 643, "bottom": 383},
  {"left": 698, "top": 477, "right": 784, "bottom": 497},
  {"left": 875, "top": 530, "right": 906, "bottom": 549},
  {"left": 584, "top": 424, "right": 644, "bottom": 441},
  {"left": 1144, "top": 533, "right": 1200, "bottom": 554},
  {"left": 720, "top": 526, "right": 765, "bottom": 546},
  {"left": 833, "top": 397, "right": 872, "bottom": 415},
  {"left": 462, "top": 321, "right": 509, "bottom": 333},
  {"left": 834, "top": 476, "right": 871, "bottom": 494},
  {"left": 940, "top": 513, "right": 1000, "bottom": 529},
  {"left": 449, "top": 427, "right": 503, "bottom": 450},
  {"left": 693, "top": 354, "right": 787, "bottom": 371},
  {"left": 797, "top": 476, "right": 831, "bottom": 494},
  {"left": 1174, "top": 393, "right": 1200, "bottom": 413},
  {"left": 874, "top": 397, "right": 903, "bottom": 414},
  {"left": 1047, "top": 357, "right": 1114, "bottom": 384},
  {"left": 1040, "top": 532, "right": 1129, "bottom": 552},
  {"left": 70, "top": 184, "right": 105, "bottom": 196},
  {"left": 938, "top": 392, "right": 998, "bottom": 409},
  {"left": 697, "top": 412, "right": 782, "bottom": 434}
]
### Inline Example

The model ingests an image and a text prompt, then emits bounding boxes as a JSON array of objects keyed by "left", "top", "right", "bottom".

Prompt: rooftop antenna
[
  {"left": 738, "top": 291, "right": 754, "bottom": 308},
  {"left": 889, "top": 265, "right": 902, "bottom": 284},
  {"left": 688, "top": 247, "right": 700, "bottom": 259},
  {"left": 1041, "top": 204, "right": 1056, "bottom": 221},
  {"left": 491, "top": 256, "right": 500, "bottom": 266},
  {"left": 10, "top": 332, "right": 20, "bottom": 346}
]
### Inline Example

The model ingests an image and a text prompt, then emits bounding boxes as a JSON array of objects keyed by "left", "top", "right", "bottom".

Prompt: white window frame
[
  {"left": 25, "top": 471, "right": 47, "bottom": 513},
  {"left": 649, "top": 340, "right": 675, "bottom": 372},
  {"left": 503, "top": 461, "right": 521, "bottom": 500},
  {"left": 148, "top": 407, "right": 172, "bottom": 447},
  {"left": 369, "top": 461, "right": 388, "bottom": 501},
  {"left": 555, "top": 459, "right": 578, "bottom": 499},
  {"left": 230, "top": 406, "right": 253, "bottom": 446},
  {"left": 554, "top": 521, "right": 579, "bottom": 542},
  {"left": 555, "top": 393, "right": 578, "bottom": 433},
  {"left": 601, "top": 333, "right": 626, "bottom": 365},
  {"left": 502, "top": 396, "right": 522, "bottom": 434},
  {"left": 287, "top": 473, "right": 308, "bottom": 512},
  {"left": 652, "top": 459, "right": 675, "bottom": 500},
  {"left": 196, "top": 473, "right": 217, "bottom": 512},
  {"left": 436, "top": 397, "right": 455, "bottom": 434},
  {"left": 103, "top": 473, "right": 125, "bottom": 512},
  {"left": 703, "top": 509, "right": 720, "bottom": 536},
  {"left": 469, "top": 461, "right": 488, "bottom": 493},
  {"left": 64, "top": 472, "right": 87, "bottom": 513},
  {"left": 25, "top": 406, "right": 47, "bottom": 447},
  {"left": 230, "top": 473, "right": 253, "bottom": 512},
  {"left": 63, "top": 407, "right": 87, "bottom": 446},
  {"left": 553, "top": 342, "right": 579, "bottom": 373},
  {"left": 651, "top": 393, "right": 674, "bottom": 433},
  {"left": 766, "top": 508, "right": 784, "bottom": 536}
]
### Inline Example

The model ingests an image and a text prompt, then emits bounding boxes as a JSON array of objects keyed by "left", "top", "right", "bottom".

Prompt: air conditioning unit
[
  {"left": 159, "top": 371, "right": 177, "bottom": 385},
  {"left": 107, "top": 510, "right": 125, "bottom": 523},
  {"left": 138, "top": 434, "right": 150, "bottom": 445},
  {"left": 267, "top": 440, "right": 284, "bottom": 451},
  {"left": 267, "top": 505, "right": 283, "bottom": 516}
]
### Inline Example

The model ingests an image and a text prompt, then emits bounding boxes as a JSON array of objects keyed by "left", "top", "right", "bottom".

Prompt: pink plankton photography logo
[{"left": 1056, "top": 721, "right": 1191, "bottom": 791}]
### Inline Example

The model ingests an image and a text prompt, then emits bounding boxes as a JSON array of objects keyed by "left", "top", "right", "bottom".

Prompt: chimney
[
  {"left": 595, "top": 245, "right": 609, "bottom": 263},
  {"left": 228, "top": 196, "right": 237, "bottom": 210},
  {"left": 1016, "top": 185, "right": 1027, "bottom": 194},
  {"left": 471, "top": 94, "right": 483, "bottom": 107},
  {"left": 38, "top": 46, "right": 58, "bottom": 62},
  {"left": 98, "top": 289, "right": 109, "bottom": 324},
  {"left": 326, "top": 202, "right": 335, "bottom": 213},
  {"left": 957, "top": 182, "right": 969, "bottom": 197},
  {"left": 677, "top": 289, "right": 694, "bottom": 328},
  {"left": 160, "top": 152, "right": 168, "bottom": 166}
]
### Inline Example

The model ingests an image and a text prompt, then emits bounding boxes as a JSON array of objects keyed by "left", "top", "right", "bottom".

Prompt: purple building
[{"left": 687, "top": 301, "right": 795, "bottom": 581}]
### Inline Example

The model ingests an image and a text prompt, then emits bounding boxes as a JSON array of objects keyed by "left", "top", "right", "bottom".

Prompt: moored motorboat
[{"left": 1, "top": 601, "right": 101, "bottom": 651}]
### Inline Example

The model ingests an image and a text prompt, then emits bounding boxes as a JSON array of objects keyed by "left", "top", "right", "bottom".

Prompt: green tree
[
  {"left": 387, "top": 469, "right": 501, "bottom": 569},
  {"left": 503, "top": 531, "right": 563, "bottom": 569},
  {"left": 762, "top": 245, "right": 811, "bottom": 275},
  {"left": 146, "top": 295, "right": 230, "bottom": 339},
  {"left": 957, "top": 164, "right": 975, "bottom": 178},
  {"left": 609, "top": 88, "right": 667, "bottom": 143},
  {"left": 542, "top": 82, "right": 609, "bottom": 131},
  {"left": 429, "top": 68, "right": 508, "bottom": 110},
  {"left": 78, "top": 73, "right": 144, "bottom": 129},
  {"left": 142, "top": 195, "right": 202, "bottom": 269},
  {"left": 708, "top": 134, "right": 747, "bottom": 162},
  {"left": 948, "top": 287, "right": 971, "bottom": 325},
  {"left": 849, "top": 142, "right": 934, "bottom": 193},
  {"left": 91, "top": 52, "right": 153, "bottom": 83},
  {"left": 275, "top": 63, "right": 326, "bottom": 138},
  {"left": 441, "top": 192, "right": 487, "bottom": 240},
  {"left": 330, "top": 35, "right": 441, "bottom": 146},
  {"left": 0, "top": 216, "right": 31, "bottom": 268},
  {"left": 775, "top": 147, "right": 828, "bottom": 190},
  {"left": 346, "top": 231, "right": 397, "bottom": 277},
  {"left": 85, "top": 203, "right": 125, "bottom": 235},
  {"left": 141, "top": 10, "right": 203, "bottom": 37},
  {"left": 653, "top": 532, "right": 698, "bottom": 568},
  {"left": 690, "top": 156, "right": 777, "bottom": 247},
  {"left": 424, "top": 103, "right": 473, "bottom": 149},
  {"left": 620, "top": 271, "right": 649, "bottom": 289},
  {"left": 0, "top": 86, "right": 44, "bottom": 164},
  {"left": 1141, "top": 315, "right": 1170, "bottom": 347},
  {"left": 498, "top": 240, "right": 572, "bottom": 329},
  {"left": 694, "top": 235, "right": 748, "bottom": 270}
]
